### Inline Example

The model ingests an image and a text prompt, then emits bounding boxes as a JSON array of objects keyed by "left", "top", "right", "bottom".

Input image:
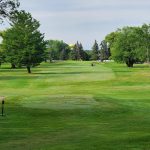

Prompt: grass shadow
[{"left": 0, "top": 76, "right": 38, "bottom": 80}]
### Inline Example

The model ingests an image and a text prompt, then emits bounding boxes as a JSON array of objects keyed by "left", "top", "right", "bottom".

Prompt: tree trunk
[
  {"left": 126, "top": 59, "right": 134, "bottom": 67},
  {"left": 49, "top": 58, "right": 53, "bottom": 63},
  {"left": 127, "top": 63, "right": 133, "bottom": 67},
  {"left": 27, "top": 66, "right": 31, "bottom": 73},
  {"left": 18, "top": 63, "right": 22, "bottom": 68},
  {"left": 11, "top": 63, "right": 16, "bottom": 69},
  {"left": 44, "top": 58, "right": 47, "bottom": 63}
]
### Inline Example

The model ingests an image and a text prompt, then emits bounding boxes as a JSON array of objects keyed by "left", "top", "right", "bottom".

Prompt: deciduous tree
[
  {"left": 111, "top": 26, "right": 144, "bottom": 67},
  {"left": 1, "top": 10, "right": 46, "bottom": 73}
]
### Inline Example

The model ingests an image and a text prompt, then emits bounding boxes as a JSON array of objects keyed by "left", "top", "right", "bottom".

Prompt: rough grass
[{"left": 0, "top": 61, "right": 150, "bottom": 150}]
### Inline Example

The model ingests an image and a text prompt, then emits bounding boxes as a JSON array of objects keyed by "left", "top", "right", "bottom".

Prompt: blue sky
[{"left": 1, "top": 0, "right": 150, "bottom": 49}]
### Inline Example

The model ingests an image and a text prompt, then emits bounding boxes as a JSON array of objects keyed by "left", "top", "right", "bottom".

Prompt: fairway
[{"left": 0, "top": 61, "right": 150, "bottom": 150}]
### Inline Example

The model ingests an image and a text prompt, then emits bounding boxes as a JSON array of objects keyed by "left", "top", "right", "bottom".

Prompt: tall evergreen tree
[
  {"left": 91, "top": 40, "right": 99, "bottom": 60},
  {"left": 73, "top": 41, "right": 86, "bottom": 60},
  {"left": 78, "top": 42, "right": 84, "bottom": 60},
  {"left": 70, "top": 47, "right": 77, "bottom": 60},
  {"left": 75, "top": 41, "right": 81, "bottom": 60},
  {"left": 100, "top": 40, "right": 111, "bottom": 61}
]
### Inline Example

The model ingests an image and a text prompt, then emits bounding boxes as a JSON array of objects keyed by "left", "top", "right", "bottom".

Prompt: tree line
[
  {"left": 0, "top": 0, "right": 110, "bottom": 74},
  {"left": 0, "top": 0, "right": 150, "bottom": 74},
  {"left": 44, "top": 40, "right": 109, "bottom": 62},
  {"left": 45, "top": 40, "right": 89, "bottom": 62}
]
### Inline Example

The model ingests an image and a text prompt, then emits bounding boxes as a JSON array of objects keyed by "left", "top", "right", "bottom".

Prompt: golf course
[{"left": 0, "top": 61, "right": 150, "bottom": 150}]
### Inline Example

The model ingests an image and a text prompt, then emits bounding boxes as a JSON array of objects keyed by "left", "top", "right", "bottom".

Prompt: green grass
[{"left": 0, "top": 61, "right": 150, "bottom": 150}]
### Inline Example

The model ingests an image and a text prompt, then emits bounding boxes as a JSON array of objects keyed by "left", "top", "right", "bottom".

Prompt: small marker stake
[
  {"left": 0, "top": 97, "right": 5, "bottom": 116},
  {"left": 2, "top": 100, "right": 4, "bottom": 116}
]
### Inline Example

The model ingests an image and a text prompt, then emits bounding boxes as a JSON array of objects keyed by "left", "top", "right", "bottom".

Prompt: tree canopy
[
  {"left": 105, "top": 24, "right": 150, "bottom": 67},
  {"left": 0, "top": 0, "right": 19, "bottom": 23},
  {"left": 1, "top": 10, "right": 46, "bottom": 73}
]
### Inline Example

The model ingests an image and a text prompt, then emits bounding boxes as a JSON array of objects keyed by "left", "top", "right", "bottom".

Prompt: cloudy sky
[{"left": 1, "top": 0, "right": 150, "bottom": 49}]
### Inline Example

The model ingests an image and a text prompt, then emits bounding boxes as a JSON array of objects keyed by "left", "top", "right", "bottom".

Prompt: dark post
[{"left": 2, "top": 100, "right": 4, "bottom": 116}]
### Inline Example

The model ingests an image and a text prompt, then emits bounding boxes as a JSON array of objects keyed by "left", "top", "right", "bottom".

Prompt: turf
[{"left": 0, "top": 61, "right": 150, "bottom": 150}]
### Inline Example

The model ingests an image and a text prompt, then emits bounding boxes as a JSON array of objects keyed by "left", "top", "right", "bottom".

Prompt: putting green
[{"left": 20, "top": 95, "right": 97, "bottom": 109}]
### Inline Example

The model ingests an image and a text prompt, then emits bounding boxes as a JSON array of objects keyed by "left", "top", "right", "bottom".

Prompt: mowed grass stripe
[{"left": 0, "top": 61, "right": 150, "bottom": 150}]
